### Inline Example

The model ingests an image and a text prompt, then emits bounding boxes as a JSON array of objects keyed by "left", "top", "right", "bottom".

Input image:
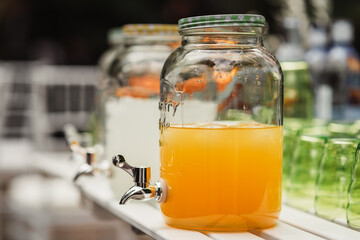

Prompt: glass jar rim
[
  {"left": 108, "top": 27, "right": 124, "bottom": 45},
  {"left": 178, "top": 14, "right": 266, "bottom": 31},
  {"left": 122, "top": 24, "right": 179, "bottom": 36},
  {"left": 327, "top": 138, "right": 360, "bottom": 145},
  {"left": 300, "top": 135, "right": 328, "bottom": 143}
]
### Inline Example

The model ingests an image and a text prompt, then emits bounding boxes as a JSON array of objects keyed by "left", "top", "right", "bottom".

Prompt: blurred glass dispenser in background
[
  {"left": 326, "top": 20, "right": 360, "bottom": 120},
  {"left": 98, "top": 27, "right": 125, "bottom": 79},
  {"left": 65, "top": 27, "right": 126, "bottom": 182},
  {"left": 102, "top": 24, "right": 180, "bottom": 199},
  {"left": 91, "top": 27, "right": 125, "bottom": 147},
  {"left": 276, "top": 18, "right": 314, "bottom": 119}
]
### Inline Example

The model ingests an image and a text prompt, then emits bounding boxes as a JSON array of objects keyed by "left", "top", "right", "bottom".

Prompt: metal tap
[
  {"left": 112, "top": 155, "right": 166, "bottom": 204},
  {"left": 63, "top": 124, "right": 110, "bottom": 181},
  {"left": 73, "top": 146, "right": 110, "bottom": 182},
  {"left": 63, "top": 124, "right": 86, "bottom": 162},
  {"left": 73, "top": 148, "right": 96, "bottom": 181}
]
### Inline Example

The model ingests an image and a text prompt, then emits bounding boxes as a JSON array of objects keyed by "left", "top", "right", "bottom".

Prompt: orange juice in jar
[
  {"left": 157, "top": 14, "right": 283, "bottom": 231},
  {"left": 160, "top": 122, "right": 283, "bottom": 231}
]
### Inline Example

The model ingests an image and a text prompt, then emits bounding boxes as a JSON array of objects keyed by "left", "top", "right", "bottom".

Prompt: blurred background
[
  {"left": 0, "top": 0, "right": 359, "bottom": 139},
  {"left": 0, "top": 0, "right": 360, "bottom": 239},
  {"left": 0, "top": 0, "right": 358, "bottom": 64}
]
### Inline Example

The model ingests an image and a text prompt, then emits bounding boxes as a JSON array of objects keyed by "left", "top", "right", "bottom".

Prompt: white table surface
[{"left": 28, "top": 151, "right": 360, "bottom": 240}]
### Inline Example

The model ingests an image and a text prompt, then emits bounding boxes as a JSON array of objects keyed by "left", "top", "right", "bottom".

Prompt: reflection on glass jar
[
  {"left": 159, "top": 14, "right": 283, "bottom": 231},
  {"left": 104, "top": 24, "right": 180, "bottom": 199},
  {"left": 315, "top": 138, "right": 359, "bottom": 220}
]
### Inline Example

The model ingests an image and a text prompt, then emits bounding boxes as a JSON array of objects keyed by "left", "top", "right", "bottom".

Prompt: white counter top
[{"left": 29, "top": 151, "right": 360, "bottom": 240}]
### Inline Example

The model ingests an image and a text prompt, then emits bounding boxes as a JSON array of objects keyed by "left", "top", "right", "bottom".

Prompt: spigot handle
[
  {"left": 86, "top": 147, "right": 96, "bottom": 165},
  {"left": 112, "top": 154, "right": 167, "bottom": 204},
  {"left": 64, "top": 124, "right": 81, "bottom": 146},
  {"left": 112, "top": 155, "right": 135, "bottom": 177},
  {"left": 112, "top": 155, "right": 151, "bottom": 187}
]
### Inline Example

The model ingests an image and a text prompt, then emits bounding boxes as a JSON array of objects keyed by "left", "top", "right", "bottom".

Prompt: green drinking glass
[
  {"left": 315, "top": 138, "right": 359, "bottom": 220},
  {"left": 328, "top": 121, "right": 354, "bottom": 138},
  {"left": 347, "top": 143, "right": 360, "bottom": 228},
  {"left": 283, "top": 118, "right": 328, "bottom": 183},
  {"left": 286, "top": 127, "right": 329, "bottom": 211},
  {"left": 282, "top": 61, "right": 314, "bottom": 119}
]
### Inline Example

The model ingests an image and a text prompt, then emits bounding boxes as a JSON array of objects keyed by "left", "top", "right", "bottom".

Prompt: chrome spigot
[
  {"left": 112, "top": 155, "right": 166, "bottom": 205},
  {"left": 73, "top": 148, "right": 96, "bottom": 181},
  {"left": 63, "top": 124, "right": 86, "bottom": 162},
  {"left": 64, "top": 125, "right": 110, "bottom": 182},
  {"left": 64, "top": 124, "right": 81, "bottom": 147},
  {"left": 73, "top": 146, "right": 110, "bottom": 182}
]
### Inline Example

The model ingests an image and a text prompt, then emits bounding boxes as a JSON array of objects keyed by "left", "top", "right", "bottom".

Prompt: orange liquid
[{"left": 160, "top": 123, "right": 283, "bottom": 231}]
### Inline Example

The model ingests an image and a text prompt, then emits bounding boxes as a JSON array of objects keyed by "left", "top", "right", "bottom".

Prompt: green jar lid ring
[{"left": 179, "top": 14, "right": 266, "bottom": 31}]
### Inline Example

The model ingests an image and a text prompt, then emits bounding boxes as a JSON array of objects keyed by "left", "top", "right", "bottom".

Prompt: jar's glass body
[
  {"left": 159, "top": 26, "right": 283, "bottom": 231},
  {"left": 92, "top": 36, "right": 125, "bottom": 146},
  {"left": 106, "top": 32, "right": 180, "bottom": 199}
]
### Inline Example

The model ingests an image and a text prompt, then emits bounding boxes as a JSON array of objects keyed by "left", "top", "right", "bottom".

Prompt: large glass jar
[
  {"left": 106, "top": 24, "right": 180, "bottom": 199},
  {"left": 91, "top": 27, "right": 125, "bottom": 146},
  {"left": 98, "top": 27, "right": 125, "bottom": 79},
  {"left": 159, "top": 14, "right": 283, "bottom": 231}
]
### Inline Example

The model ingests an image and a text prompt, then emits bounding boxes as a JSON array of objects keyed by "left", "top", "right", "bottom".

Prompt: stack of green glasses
[
  {"left": 283, "top": 118, "right": 360, "bottom": 228},
  {"left": 315, "top": 138, "right": 358, "bottom": 220},
  {"left": 286, "top": 125, "right": 329, "bottom": 211}
]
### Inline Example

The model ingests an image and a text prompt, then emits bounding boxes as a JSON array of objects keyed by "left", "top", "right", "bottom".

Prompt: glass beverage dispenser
[
  {"left": 112, "top": 15, "right": 283, "bottom": 231},
  {"left": 92, "top": 27, "right": 125, "bottom": 147},
  {"left": 105, "top": 24, "right": 180, "bottom": 199}
]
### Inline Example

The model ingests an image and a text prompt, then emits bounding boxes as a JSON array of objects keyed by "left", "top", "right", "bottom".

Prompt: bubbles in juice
[{"left": 160, "top": 122, "right": 283, "bottom": 231}]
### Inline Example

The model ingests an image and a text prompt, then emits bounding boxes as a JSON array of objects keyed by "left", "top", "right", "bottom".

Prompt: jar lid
[
  {"left": 122, "top": 24, "right": 178, "bottom": 36},
  {"left": 178, "top": 14, "right": 266, "bottom": 31}
]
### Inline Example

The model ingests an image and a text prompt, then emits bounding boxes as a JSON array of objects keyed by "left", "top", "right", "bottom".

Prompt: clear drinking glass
[
  {"left": 347, "top": 143, "right": 360, "bottom": 228},
  {"left": 315, "top": 138, "right": 359, "bottom": 220}
]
